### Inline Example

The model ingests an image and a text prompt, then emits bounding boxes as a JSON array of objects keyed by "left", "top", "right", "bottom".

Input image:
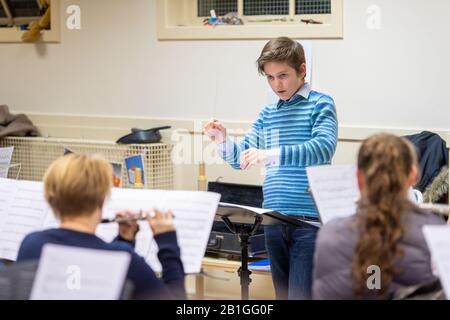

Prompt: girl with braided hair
[{"left": 313, "top": 133, "right": 445, "bottom": 299}]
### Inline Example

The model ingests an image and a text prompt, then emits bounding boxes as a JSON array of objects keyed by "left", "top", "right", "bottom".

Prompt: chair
[
  {"left": 0, "top": 260, "right": 134, "bottom": 300},
  {"left": 393, "top": 278, "right": 445, "bottom": 300},
  {"left": 0, "top": 260, "right": 39, "bottom": 300}
]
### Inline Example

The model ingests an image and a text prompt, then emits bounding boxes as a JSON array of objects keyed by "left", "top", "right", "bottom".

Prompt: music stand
[
  {"left": 215, "top": 203, "right": 317, "bottom": 300},
  {"left": 0, "top": 163, "right": 21, "bottom": 180}
]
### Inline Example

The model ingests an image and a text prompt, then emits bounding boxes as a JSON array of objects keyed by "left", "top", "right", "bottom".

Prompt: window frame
[{"left": 157, "top": 0, "right": 342, "bottom": 40}]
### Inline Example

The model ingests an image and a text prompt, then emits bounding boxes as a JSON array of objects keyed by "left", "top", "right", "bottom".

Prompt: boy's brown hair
[{"left": 257, "top": 37, "right": 306, "bottom": 77}]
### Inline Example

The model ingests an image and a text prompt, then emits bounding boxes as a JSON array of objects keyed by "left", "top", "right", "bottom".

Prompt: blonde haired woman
[{"left": 17, "top": 154, "right": 185, "bottom": 299}]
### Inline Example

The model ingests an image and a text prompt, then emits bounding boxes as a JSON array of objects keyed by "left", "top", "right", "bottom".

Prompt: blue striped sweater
[{"left": 218, "top": 84, "right": 338, "bottom": 217}]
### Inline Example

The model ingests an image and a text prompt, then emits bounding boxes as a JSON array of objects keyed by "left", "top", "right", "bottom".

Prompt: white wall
[
  {"left": 1, "top": 0, "right": 450, "bottom": 131},
  {"left": 315, "top": 0, "right": 450, "bottom": 130}
]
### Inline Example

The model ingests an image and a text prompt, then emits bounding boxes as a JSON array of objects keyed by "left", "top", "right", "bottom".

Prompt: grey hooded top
[{"left": 313, "top": 207, "right": 445, "bottom": 300}]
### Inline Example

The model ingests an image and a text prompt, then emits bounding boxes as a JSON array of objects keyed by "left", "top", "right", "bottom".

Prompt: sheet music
[
  {"left": 422, "top": 225, "right": 450, "bottom": 299},
  {"left": 97, "top": 188, "right": 166, "bottom": 271},
  {"left": 219, "top": 202, "right": 321, "bottom": 228},
  {"left": 0, "top": 178, "right": 220, "bottom": 274},
  {"left": 0, "top": 179, "right": 17, "bottom": 235},
  {"left": 303, "top": 220, "right": 321, "bottom": 228},
  {"left": 161, "top": 191, "right": 221, "bottom": 274},
  {"left": 306, "top": 165, "right": 359, "bottom": 224},
  {"left": 0, "top": 178, "right": 53, "bottom": 260},
  {"left": 30, "top": 244, "right": 131, "bottom": 300},
  {"left": 219, "top": 202, "right": 273, "bottom": 215},
  {"left": 100, "top": 188, "right": 221, "bottom": 274},
  {"left": 0, "top": 147, "right": 14, "bottom": 178}
]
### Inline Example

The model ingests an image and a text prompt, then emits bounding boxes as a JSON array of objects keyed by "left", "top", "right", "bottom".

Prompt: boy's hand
[
  {"left": 117, "top": 211, "right": 140, "bottom": 242},
  {"left": 240, "top": 148, "right": 268, "bottom": 170},
  {"left": 204, "top": 118, "right": 227, "bottom": 144},
  {"left": 147, "top": 209, "right": 175, "bottom": 236}
]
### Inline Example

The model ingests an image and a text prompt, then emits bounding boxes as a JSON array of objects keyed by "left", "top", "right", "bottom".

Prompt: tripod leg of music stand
[
  {"left": 221, "top": 215, "right": 263, "bottom": 300},
  {"left": 238, "top": 233, "right": 252, "bottom": 300}
]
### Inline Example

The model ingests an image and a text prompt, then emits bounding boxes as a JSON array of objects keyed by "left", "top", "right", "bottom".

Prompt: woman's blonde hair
[
  {"left": 352, "top": 133, "right": 419, "bottom": 297},
  {"left": 44, "top": 154, "right": 112, "bottom": 218}
]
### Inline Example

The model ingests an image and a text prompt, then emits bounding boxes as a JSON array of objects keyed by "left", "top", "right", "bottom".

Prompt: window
[
  {"left": 7, "top": 0, "right": 41, "bottom": 19},
  {"left": 1, "top": 0, "right": 43, "bottom": 26},
  {"left": 197, "top": 0, "right": 237, "bottom": 17},
  {"left": 243, "top": 0, "right": 289, "bottom": 16},
  {"left": 157, "top": 0, "right": 342, "bottom": 40},
  {"left": 196, "top": 0, "right": 333, "bottom": 17},
  {"left": 296, "top": 0, "right": 331, "bottom": 15},
  {"left": 0, "top": 0, "right": 60, "bottom": 42}
]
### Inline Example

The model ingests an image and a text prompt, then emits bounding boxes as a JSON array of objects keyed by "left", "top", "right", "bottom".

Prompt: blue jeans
[{"left": 264, "top": 224, "right": 318, "bottom": 300}]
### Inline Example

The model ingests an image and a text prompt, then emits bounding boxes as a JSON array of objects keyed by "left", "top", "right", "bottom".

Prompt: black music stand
[{"left": 215, "top": 203, "right": 317, "bottom": 300}]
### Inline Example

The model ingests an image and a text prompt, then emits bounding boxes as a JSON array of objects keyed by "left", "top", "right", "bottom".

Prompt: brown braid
[{"left": 352, "top": 134, "right": 418, "bottom": 297}]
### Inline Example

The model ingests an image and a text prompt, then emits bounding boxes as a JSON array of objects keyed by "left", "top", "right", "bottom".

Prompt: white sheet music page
[
  {"left": 30, "top": 244, "right": 131, "bottom": 300},
  {"left": 0, "top": 178, "right": 52, "bottom": 260},
  {"left": 100, "top": 188, "right": 220, "bottom": 274},
  {"left": 0, "top": 178, "right": 18, "bottom": 248},
  {"left": 160, "top": 191, "right": 221, "bottom": 274},
  {"left": 0, "top": 179, "right": 221, "bottom": 273},
  {"left": 422, "top": 225, "right": 450, "bottom": 299},
  {"left": 306, "top": 165, "right": 359, "bottom": 224},
  {"left": 0, "top": 147, "right": 14, "bottom": 178},
  {"left": 97, "top": 188, "right": 165, "bottom": 271},
  {"left": 219, "top": 202, "right": 321, "bottom": 228},
  {"left": 219, "top": 202, "right": 273, "bottom": 215}
]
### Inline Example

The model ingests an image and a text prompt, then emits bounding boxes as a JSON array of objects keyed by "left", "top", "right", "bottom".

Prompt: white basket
[{"left": 0, "top": 137, "right": 173, "bottom": 190}]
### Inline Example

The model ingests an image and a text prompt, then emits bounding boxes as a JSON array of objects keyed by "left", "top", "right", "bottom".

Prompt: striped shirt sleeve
[
  {"left": 218, "top": 112, "right": 265, "bottom": 169},
  {"left": 279, "top": 97, "right": 338, "bottom": 167}
]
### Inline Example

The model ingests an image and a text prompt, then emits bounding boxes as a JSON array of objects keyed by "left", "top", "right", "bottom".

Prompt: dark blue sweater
[{"left": 16, "top": 228, "right": 185, "bottom": 300}]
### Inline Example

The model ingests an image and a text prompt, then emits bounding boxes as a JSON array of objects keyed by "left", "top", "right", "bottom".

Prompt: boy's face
[{"left": 264, "top": 61, "right": 306, "bottom": 101}]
